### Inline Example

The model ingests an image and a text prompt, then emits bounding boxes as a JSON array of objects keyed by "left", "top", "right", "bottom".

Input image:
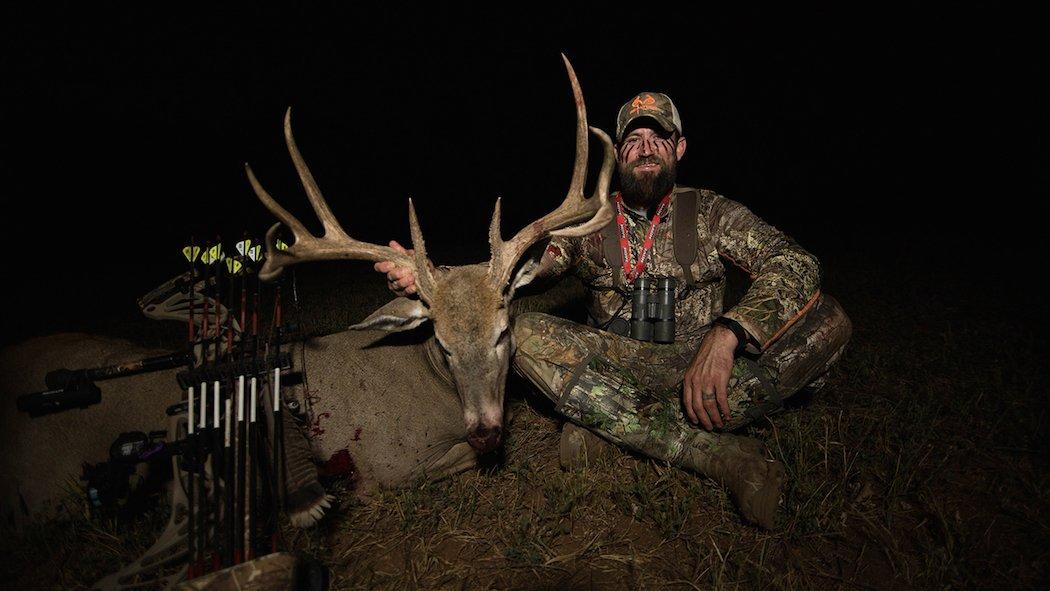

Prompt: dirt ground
[{"left": 1, "top": 248, "right": 1047, "bottom": 590}]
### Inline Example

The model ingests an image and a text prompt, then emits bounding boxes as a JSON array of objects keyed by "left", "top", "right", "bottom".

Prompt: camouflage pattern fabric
[
  {"left": 541, "top": 185, "right": 822, "bottom": 349},
  {"left": 512, "top": 293, "right": 851, "bottom": 455},
  {"left": 616, "top": 92, "right": 682, "bottom": 140}
]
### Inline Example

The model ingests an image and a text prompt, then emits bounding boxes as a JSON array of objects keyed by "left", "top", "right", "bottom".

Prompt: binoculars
[{"left": 629, "top": 276, "right": 677, "bottom": 343}]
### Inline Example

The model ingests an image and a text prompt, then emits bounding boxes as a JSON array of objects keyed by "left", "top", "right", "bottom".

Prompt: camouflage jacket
[{"left": 540, "top": 185, "right": 822, "bottom": 349}]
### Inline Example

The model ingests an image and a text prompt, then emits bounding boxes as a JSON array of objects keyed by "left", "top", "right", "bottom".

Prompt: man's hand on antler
[
  {"left": 682, "top": 325, "right": 739, "bottom": 430},
  {"left": 375, "top": 241, "right": 419, "bottom": 297}
]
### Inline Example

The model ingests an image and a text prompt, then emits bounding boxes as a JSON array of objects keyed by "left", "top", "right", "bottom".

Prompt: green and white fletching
[
  {"left": 205, "top": 244, "right": 225, "bottom": 264},
  {"left": 235, "top": 239, "right": 253, "bottom": 257}
]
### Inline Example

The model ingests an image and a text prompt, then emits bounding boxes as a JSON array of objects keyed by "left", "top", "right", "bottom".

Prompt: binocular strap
[{"left": 599, "top": 188, "right": 702, "bottom": 292}]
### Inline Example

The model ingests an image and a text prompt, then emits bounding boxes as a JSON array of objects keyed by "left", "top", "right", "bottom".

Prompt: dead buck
[
  {"left": 245, "top": 54, "right": 614, "bottom": 453},
  {"left": 1, "top": 56, "right": 612, "bottom": 531}
]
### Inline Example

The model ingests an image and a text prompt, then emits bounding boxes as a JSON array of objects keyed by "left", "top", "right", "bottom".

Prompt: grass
[{"left": 2, "top": 253, "right": 1048, "bottom": 589}]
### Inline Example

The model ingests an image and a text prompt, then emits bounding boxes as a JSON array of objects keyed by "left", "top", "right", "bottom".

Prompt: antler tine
[
  {"left": 245, "top": 163, "right": 327, "bottom": 282},
  {"left": 408, "top": 198, "right": 437, "bottom": 297},
  {"left": 246, "top": 162, "right": 313, "bottom": 248},
  {"left": 559, "top": 52, "right": 590, "bottom": 212},
  {"left": 488, "top": 196, "right": 503, "bottom": 262},
  {"left": 549, "top": 125, "right": 616, "bottom": 238},
  {"left": 488, "top": 53, "right": 609, "bottom": 287},
  {"left": 245, "top": 111, "right": 431, "bottom": 300},
  {"left": 260, "top": 221, "right": 289, "bottom": 282},
  {"left": 284, "top": 108, "right": 350, "bottom": 241}
]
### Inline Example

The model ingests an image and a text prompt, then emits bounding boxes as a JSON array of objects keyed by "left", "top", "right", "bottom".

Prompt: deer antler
[
  {"left": 488, "top": 54, "right": 616, "bottom": 288},
  {"left": 245, "top": 108, "right": 437, "bottom": 300}
]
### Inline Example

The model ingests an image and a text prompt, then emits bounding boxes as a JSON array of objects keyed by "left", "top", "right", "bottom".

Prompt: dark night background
[
  {"left": 3, "top": 6, "right": 1050, "bottom": 588},
  {"left": 1, "top": 4, "right": 1045, "bottom": 344}
]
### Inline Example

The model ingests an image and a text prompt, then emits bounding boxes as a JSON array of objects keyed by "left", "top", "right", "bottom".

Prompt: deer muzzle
[{"left": 466, "top": 424, "right": 503, "bottom": 453}]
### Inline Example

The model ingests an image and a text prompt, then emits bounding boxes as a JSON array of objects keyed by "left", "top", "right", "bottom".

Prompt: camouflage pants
[{"left": 512, "top": 294, "right": 852, "bottom": 463}]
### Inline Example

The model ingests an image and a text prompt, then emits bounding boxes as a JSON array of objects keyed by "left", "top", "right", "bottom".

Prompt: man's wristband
[{"left": 712, "top": 316, "right": 751, "bottom": 356}]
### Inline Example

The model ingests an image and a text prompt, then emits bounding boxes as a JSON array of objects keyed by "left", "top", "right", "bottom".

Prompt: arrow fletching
[
  {"left": 182, "top": 245, "right": 201, "bottom": 263},
  {"left": 204, "top": 244, "right": 225, "bottom": 264},
  {"left": 275, "top": 239, "right": 290, "bottom": 252}
]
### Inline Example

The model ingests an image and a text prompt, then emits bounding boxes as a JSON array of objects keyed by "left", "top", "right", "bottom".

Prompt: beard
[{"left": 618, "top": 157, "right": 677, "bottom": 210}]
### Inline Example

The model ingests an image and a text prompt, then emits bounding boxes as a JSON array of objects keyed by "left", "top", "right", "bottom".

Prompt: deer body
[
  {"left": 0, "top": 325, "right": 475, "bottom": 526},
  {"left": 2, "top": 55, "right": 614, "bottom": 526},
  {"left": 0, "top": 273, "right": 586, "bottom": 524},
  {"left": 287, "top": 321, "right": 478, "bottom": 490}
]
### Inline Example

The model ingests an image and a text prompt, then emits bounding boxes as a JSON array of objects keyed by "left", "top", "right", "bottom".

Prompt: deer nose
[{"left": 467, "top": 425, "right": 503, "bottom": 453}]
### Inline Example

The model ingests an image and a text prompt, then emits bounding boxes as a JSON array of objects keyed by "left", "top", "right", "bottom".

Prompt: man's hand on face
[
  {"left": 374, "top": 240, "right": 419, "bottom": 297},
  {"left": 682, "top": 325, "right": 739, "bottom": 430}
]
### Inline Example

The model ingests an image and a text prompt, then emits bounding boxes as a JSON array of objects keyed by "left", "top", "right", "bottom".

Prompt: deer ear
[
  {"left": 507, "top": 258, "right": 542, "bottom": 300},
  {"left": 350, "top": 297, "right": 431, "bottom": 332},
  {"left": 506, "top": 238, "right": 554, "bottom": 300}
]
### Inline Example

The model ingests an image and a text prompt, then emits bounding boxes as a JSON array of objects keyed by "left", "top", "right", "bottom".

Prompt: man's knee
[
  {"left": 758, "top": 292, "right": 852, "bottom": 398},
  {"left": 511, "top": 311, "right": 546, "bottom": 343},
  {"left": 817, "top": 293, "right": 852, "bottom": 355},
  {"left": 510, "top": 312, "right": 582, "bottom": 403},
  {"left": 510, "top": 312, "right": 543, "bottom": 378},
  {"left": 774, "top": 292, "right": 852, "bottom": 354},
  {"left": 512, "top": 312, "right": 576, "bottom": 343},
  {"left": 512, "top": 312, "right": 587, "bottom": 366}
]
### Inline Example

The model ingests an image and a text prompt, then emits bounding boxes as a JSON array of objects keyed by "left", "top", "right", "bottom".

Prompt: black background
[{"left": 2, "top": 4, "right": 1045, "bottom": 343}]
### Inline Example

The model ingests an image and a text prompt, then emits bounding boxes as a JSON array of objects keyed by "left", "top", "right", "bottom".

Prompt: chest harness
[{"left": 600, "top": 188, "right": 701, "bottom": 293}]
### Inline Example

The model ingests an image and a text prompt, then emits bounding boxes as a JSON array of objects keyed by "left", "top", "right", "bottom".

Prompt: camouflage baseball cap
[{"left": 615, "top": 92, "right": 682, "bottom": 141}]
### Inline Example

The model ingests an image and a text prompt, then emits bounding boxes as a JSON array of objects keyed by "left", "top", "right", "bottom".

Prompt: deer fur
[{"left": 0, "top": 276, "right": 586, "bottom": 528}]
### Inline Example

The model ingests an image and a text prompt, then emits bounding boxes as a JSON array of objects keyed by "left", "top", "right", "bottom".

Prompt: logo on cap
[{"left": 630, "top": 94, "right": 660, "bottom": 115}]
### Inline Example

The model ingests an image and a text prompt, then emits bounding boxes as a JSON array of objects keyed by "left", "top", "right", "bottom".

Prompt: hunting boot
[
  {"left": 673, "top": 431, "right": 785, "bottom": 529},
  {"left": 559, "top": 422, "right": 613, "bottom": 470}
]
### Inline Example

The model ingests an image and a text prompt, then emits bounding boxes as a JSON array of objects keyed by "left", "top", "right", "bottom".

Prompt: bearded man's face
[{"left": 617, "top": 125, "right": 683, "bottom": 209}]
